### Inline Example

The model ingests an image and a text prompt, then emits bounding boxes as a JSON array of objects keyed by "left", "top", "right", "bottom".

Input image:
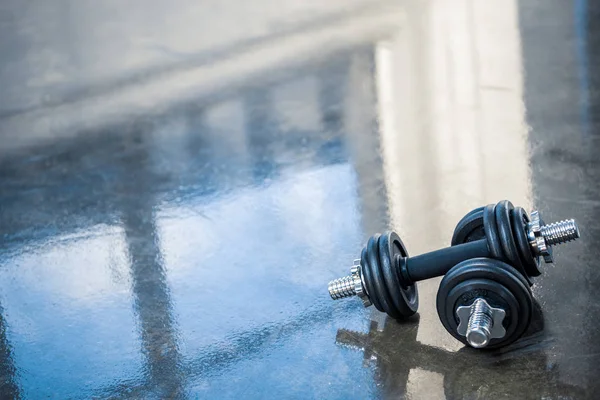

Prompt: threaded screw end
[
  {"left": 541, "top": 219, "right": 580, "bottom": 246},
  {"left": 466, "top": 299, "right": 494, "bottom": 348},
  {"left": 328, "top": 276, "right": 356, "bottom": 300}
]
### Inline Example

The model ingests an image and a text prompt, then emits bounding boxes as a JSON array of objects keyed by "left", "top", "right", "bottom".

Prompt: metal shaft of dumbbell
[{"left": 399, "top": 240, "right": 490, "bottom": 284}]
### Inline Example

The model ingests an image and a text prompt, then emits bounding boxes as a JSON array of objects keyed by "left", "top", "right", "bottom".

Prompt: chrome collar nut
[
  {"left": 350, "top": 265, "right": 372, "bottom": 307},
  {"left": 328, "top": 262, "right": 371, "bottom": 307},
  {"left": 527, "top": 210, "right": 580, "bottom": 264}
]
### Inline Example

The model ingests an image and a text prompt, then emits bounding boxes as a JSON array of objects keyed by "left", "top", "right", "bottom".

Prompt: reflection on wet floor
[
  {"left": 335, "top": 306, "right": 586, "bottom": 399},
  {"left": 0, "top": 50, "right": 381, "bottom": 398},
  {"left": 0, "top": 0, "right": 599, "bottom": 398}
]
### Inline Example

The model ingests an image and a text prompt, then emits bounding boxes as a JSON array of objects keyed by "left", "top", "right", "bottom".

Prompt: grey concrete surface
[
  {"left": 0, "top": 0, "right": 598, "bottom": 399},
  {"left": 0, "top": 0, "right": 386, "bottom": 116}
]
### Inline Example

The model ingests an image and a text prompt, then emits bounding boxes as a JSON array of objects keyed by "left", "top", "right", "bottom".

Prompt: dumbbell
[
  {"left": 450, "top": 201, "right": 578, "bottom": 283},
  {"left": 328, "top": 200, "right": 579, "bottom": 321},
  {"left": 436, "top": 257, "right": 534, "bottom": 348},
  {"left": 433, "top": 201, "right": 580, "bottom": 348}
]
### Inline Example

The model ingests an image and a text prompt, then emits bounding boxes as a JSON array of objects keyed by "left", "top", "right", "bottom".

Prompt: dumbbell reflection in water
[
  {"left": 328, "top": 200, "right": 580, "bottom": 348},
  {"left": 335, "top": 311, "right": 584, "bottom": 399}
]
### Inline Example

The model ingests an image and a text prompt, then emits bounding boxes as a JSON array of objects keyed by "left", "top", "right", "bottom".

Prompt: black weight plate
[
  {"left": 495, "top": 200, "right": 529, "bottom": 284},
  {"left": 445, "top": 279, "right": 520, "bottom": 348},
  {"left": 451, "top": 206, "right": 485, "bottom": 245},
  {"left": 378, "top": 232, "right": 418, "bottom": 319},
  {"left": 366, "top": 234, "right": 396, "bottom": 316},
  {"left": 360, "top": 241, "right": 383, "bottom": 312},
  {"left": 483, "top": 204, "right": 503, "bottom": 258},
  {"left": 436, "top": 258, "right": 533, "bottom": 349},
  {"left": 511, "top": 207, "right": 541, "bottom": 277}
]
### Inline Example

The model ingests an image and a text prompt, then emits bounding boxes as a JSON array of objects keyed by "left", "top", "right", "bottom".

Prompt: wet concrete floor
[{"left": 0, "top": 0, "right": 599, "bottom": 398}]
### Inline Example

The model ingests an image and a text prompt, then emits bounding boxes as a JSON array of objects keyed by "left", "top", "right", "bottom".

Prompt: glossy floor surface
[{"left": 1, "top": 0, "right": 599, "bottom": 399}]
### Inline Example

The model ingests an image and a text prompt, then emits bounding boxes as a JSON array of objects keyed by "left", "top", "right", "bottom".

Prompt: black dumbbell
[
  {"left": 328, "top": 200, "right": 579, "bottom": 320},
  {"left": 450, "top": 201, "right": 569, "bottom": 283},
  {"left": 432, "top": 201, "right": 580, "bottom": 348},
  {"left": 436, "top": 257, "right": 533, "bottom": 348}
]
